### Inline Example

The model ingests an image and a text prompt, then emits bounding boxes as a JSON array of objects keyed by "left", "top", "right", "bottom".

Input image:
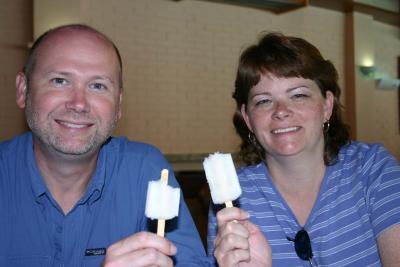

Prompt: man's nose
[{"left": 65, "top": 87, "right": 90, "bottom": 113}]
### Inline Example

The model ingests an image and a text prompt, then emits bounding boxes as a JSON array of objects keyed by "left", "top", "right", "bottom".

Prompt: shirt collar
[
  {"left": 78, "top": 144, "right": 107, "bottom": 206},
  {"left": 27, "top": 132, "right": 109, "bottom": 205},
  {"left": 27, "top": 133, "right": 48, "bottom": 198}
]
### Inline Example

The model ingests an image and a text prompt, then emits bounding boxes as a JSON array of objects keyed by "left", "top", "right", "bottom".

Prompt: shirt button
[
  {"left": 54, "top": 252, "right": 61, "bottom": 260},
  {"left": 56, "top": 226, "right": 63, "bottom": 233},
  {"left": 54, "top": 242, "right": 61, "bottom": 251}
]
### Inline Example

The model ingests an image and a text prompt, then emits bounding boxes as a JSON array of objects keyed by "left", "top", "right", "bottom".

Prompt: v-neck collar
[{"left": 252, "top": 162, "right": 332, "bottom": 235}]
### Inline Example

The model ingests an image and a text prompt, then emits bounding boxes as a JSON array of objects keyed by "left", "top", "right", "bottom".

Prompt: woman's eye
[
  {"left": 292, "top": 93, "right": 308, "bottom": 99},
  {"left": 51, "top": 77, "right": 67, "bottom": 86},
  {"left": 255, "top": 99, "right": 271, "bottom": 106},
  {"left": 90, "top": 83, "right": 107, "bottom": 90}
]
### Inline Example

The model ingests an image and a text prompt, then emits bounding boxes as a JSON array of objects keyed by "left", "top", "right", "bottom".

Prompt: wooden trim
[
  {"left": 195, "top": 0, "right": 309, "bottom": 14},
  {"left": 354, "top": 2, "right": 399, "bottom": 27},
  {"left": 309, "top": 0, "right": 399, "bottom": 27},
  {"left": 398, "top": 56, "right": 400, "bottom": 134},
  {"left": 344, "top": 12, "right": 357, "bottom": 139}
]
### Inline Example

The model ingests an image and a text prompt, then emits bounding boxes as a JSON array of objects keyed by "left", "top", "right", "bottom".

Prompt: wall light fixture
[{"left": 358, "top": 65, "right": 377, "bottom": 79}]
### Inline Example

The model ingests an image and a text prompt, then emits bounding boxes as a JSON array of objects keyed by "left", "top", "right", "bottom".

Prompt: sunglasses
[{"left": 287, "top": 229, "right": 317, "bottom": 266}]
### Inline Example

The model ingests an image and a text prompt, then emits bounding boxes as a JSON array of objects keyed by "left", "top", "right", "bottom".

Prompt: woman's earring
[
  {"left": 323, "top": 120, "right": 330, "bottom": 133},
  {"left": 248, "top": 132, "right": 257, "bottom": 144}
]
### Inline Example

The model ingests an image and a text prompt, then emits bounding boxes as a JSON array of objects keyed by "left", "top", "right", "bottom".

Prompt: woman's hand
[{"left": 214, "top": 207, "right": 272, "bottom": 267}]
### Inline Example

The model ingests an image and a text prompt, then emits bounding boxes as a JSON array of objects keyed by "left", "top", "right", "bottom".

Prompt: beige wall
[
  {"left": 2, "top": 0, "right": 398, "bottom": 159},
  {"left": 372, "top": 21, "right": 400, "bottom": 159},
  {"left": 354, "top": 12, "right": 400, "bottom": 158},
  {"left": 34, "top": 0, "right": 80, "bottom": 39},
  {"left": 34, "top": 0, "right": 345, "bottom": 155},
  {"left": 0, "top": 0, "right": 31, "bottom": 141}
]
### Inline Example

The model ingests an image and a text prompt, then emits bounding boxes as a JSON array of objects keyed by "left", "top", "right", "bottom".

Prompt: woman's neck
[
  {"left": 266, "top": 153, "right": 326, "bottom": 191},
  {"left": 265, "top": 153, "right": 326, "bottom": 226}
]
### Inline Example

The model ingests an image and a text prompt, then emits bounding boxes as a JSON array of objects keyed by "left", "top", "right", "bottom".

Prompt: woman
[{"left": 207, "top": 32, "right": 400, "bottom": 267}]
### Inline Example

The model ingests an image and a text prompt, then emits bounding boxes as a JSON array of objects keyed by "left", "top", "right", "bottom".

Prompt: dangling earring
[
  {"left": 248, "top": 132, "right": 257, "bottom": 144},
  {"left": 323, "top": 120, "right": 330, "bottom": 133}
]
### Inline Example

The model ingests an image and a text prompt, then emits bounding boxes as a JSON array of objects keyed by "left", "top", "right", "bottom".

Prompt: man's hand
[
  {"left": 102, "top": 231, "right": 177, "bottom": 267},
  {"left": 214, "top": 207, "right": 272, "bottom": 267}
]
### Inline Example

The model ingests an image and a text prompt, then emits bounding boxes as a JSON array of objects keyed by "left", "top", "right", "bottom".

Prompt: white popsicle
[
  {"left": 203, "top": 153, "right": 242, "bottom": 207},
  {"left": 145, "top": 169, "right": 180, "bottom": 236}
]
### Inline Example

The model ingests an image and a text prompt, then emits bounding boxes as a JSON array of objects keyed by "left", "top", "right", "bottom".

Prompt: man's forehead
[
  {"left": 33, "top": 30, "right": 118, "bottom": 69},
  {"left": 28, "top": 25, "right": 122, "bottom": 88},
  {"left": 39, "top": 28, "right": 112, "bottom": 49}
]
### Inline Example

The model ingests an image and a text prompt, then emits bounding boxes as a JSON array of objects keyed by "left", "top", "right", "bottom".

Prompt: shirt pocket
[{"left": 6, "top": 255, "right": 51, "bottom": 267}]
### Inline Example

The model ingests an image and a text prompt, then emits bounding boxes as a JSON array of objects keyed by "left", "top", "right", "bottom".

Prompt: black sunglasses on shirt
[{"left": 287, "top": 229, "right": 318, "bottom": 266}]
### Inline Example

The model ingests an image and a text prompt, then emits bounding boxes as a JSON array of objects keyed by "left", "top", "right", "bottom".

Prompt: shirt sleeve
[
  {"left": 207, "top": 204, "right": 218, "bottom": 265},
  {"left": 140, "top": 145, "right": 211, "bottom": 266},
  {"left": 365, "top": 145, "right": 400, "bottom": 237}
]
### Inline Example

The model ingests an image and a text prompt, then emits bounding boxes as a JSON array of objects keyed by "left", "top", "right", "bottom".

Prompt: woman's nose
[{"left": 272, "top": 101, "right": 291, "bottom": 120}]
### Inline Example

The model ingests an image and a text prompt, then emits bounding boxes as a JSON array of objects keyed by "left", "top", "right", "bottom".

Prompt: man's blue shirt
[{"left": 0, "top": 132, "right": 208, "bottom": 266}]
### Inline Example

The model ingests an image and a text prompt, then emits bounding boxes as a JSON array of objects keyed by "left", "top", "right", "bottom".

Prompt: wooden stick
[
  {"left": 225, "top": 201, "right": 233, "bottom": 208},
  {"left": 157, "top": 220, "right": 165, "bottom": 237},
  {"left": 225, "top": 201, "right": 238, "bottom": 222},
  {"left": 157, "top": 169, "right": 169, "bottom": 237}
]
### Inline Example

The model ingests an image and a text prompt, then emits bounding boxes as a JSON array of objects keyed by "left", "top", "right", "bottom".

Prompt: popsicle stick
[
  {"left": 225, "top": 200, "right": 238, "bottom": 222},
  {"left": 157, "top": 220, "right": 166, "bottom": 237},
  {"left": 225, "top": 201, "right": 233, "bottom": 208},
  {"left": 157, "top": 169, "right": 169, "bottom": 237}
]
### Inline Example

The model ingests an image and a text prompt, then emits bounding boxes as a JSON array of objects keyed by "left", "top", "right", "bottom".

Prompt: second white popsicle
[{"left": 203, "top": 153, "right": 242, "bottom": 206}]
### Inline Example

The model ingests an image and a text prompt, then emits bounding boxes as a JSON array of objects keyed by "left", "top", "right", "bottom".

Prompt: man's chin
[
  {"left": 51, "top": 140, "right": 98, "bottom": 157},
  {"left": 39, "top": 131, "right": 110, "bottom": 158},
  {"left": 55, "top": 147, "right": 93, "bottom": 157}
]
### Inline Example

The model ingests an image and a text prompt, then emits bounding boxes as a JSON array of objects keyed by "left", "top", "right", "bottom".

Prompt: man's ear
[
  {"left": 117, "top": 90, "right": 122, "bottom": 120},
  {"left": 16, "top": 72, "right": 28, "bottom": 109}
]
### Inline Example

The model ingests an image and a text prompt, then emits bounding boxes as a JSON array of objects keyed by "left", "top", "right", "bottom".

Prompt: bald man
[{"left": 0, "top": 24, "right": 208, "bottom": 267}]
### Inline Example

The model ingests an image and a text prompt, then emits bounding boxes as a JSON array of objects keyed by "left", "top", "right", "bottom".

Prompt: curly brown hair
[{"left": 233, "top": 32, "right": 350, "bottom": 166}]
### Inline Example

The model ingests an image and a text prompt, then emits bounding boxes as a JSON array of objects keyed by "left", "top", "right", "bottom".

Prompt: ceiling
[
  {"left": 193, "top": 0, "right": 399, "bottom": 26},
  {"left": 196, "top": 0, "right": 308, "bottom": 13}
]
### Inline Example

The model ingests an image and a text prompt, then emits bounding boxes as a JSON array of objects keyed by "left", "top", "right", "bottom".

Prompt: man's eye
[
  {"left": 90, "top": 83, "right": 107, "bottom": 90},
  {"left": 51, "top": 78, "right": 67, "bottom": 86}
]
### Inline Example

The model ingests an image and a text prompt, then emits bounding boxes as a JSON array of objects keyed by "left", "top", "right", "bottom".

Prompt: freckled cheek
[
  {"left": 310, "top": 103, "right": 325, "bottom": 116},
  {"left": 249, "top": 113, "right": 272, "bottom": 130},
  {"left": 300, "top": 104, "right": 326, "bottom": 123}
]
